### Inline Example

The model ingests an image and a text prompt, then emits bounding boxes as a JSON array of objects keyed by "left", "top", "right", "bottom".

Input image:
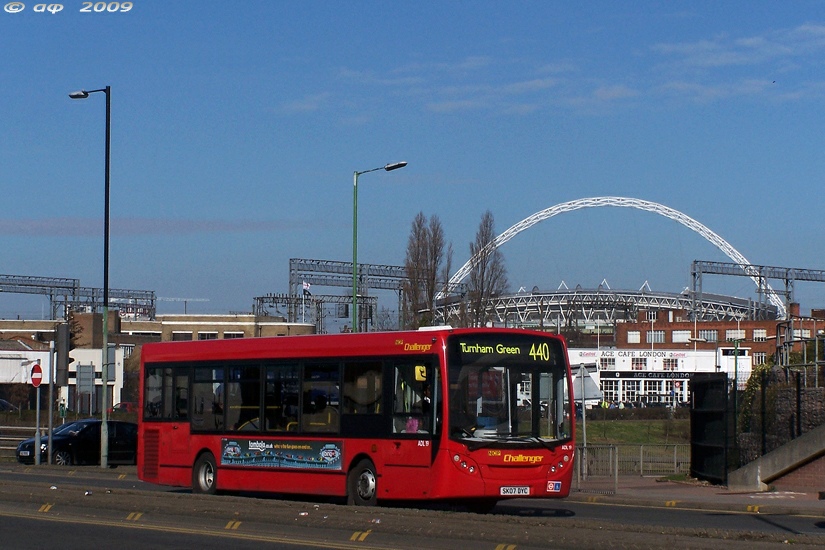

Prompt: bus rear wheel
[
  {"left": 193, "top": 452, "right": 217, "bottom": 495},
  {"left": 347, "top": 459, "right": 377, "bottom": 506}
]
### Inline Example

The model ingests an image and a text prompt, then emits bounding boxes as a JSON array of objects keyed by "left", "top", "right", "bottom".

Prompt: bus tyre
[
  {"left": 347, "top": 459, "right": 377, "bottom": 506},
  {"left": 193, "top": 452, "right": 217, "bottom": 495}
]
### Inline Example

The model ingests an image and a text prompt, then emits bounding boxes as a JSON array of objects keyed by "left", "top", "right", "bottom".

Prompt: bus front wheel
[
  {"left": 193, "top": 452, "right": 217, "bottom": 495},
  {"left": 347, "top": 459, "right": 377, "bottom": 506}
]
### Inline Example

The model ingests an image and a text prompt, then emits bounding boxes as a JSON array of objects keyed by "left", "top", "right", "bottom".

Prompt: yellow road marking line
[
  {"left": 225, "top": 520, "right": 242, "bottom": 530},
  {"left": 495, "top": 544, "right": 517, "bottom": 550},
  {"left": 747, "top": 505, "right": 760, "bottom": 513},
  {"left": 0, "top": 508, "right": 398, "bottom": 549},
  {"left": 350, "top": 529, "right": 372, "bottom": 541},
  {"left": 665, "top": 500, "right": 678, "bottom": 507},
  {"left": 126, "top": 512, "right": 143, "bottom": 521},
  {"left": 38, "top": 503, "right": 53, "bottom": 513}
]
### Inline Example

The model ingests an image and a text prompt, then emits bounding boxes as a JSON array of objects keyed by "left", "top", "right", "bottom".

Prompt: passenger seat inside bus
[{"left": 302, "top": 395, "right": 339, "bottom": 432}]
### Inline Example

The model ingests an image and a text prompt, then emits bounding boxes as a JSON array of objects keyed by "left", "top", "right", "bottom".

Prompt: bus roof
[{"left": 140, "top": 327, "right": 565, "bottom": 364}]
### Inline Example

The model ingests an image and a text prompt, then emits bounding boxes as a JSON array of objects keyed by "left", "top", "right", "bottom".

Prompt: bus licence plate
[{"left": 500, "top": 486, "right": 530, "bottom": 496}]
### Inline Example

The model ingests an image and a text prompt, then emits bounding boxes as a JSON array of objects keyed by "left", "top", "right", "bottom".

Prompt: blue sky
[{"left": 2, "top": 1, "right": 825, "bottom": 322}]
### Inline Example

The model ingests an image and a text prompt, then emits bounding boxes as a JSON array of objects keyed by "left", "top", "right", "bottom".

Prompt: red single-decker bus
[{"left": 138, "top": 327, "right": 575, "bottom": 509}]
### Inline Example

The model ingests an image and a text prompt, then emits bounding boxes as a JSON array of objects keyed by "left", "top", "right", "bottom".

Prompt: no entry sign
[{"left": 30, "top": 363, "right": 43, "bottom": 388}]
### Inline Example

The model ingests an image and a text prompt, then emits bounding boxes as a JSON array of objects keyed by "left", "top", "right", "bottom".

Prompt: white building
[
  {"left": 569, "top": 346, "right": 752, "bottom": 405},
  {"left": 0, "top": 350, "right": 52, "bottom": 385}
]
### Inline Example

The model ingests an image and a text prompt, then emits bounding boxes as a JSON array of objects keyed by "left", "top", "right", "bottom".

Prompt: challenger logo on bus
[
  {"left": 395, "top": 339, "right": 433, "bottom": 353},
  {"left": 503, "top": 454, "right": 544, "bottom": 464}
]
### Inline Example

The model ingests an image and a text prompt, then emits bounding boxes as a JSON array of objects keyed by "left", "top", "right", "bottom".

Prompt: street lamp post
[
  {"left": 351, "top": 161, "right": 406, "bottom": 332},
  {"left": 69, "top": 86, "right": 111, "bottom": 468}
]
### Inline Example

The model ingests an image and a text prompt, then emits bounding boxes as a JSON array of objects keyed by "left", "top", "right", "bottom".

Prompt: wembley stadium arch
[{"left": 438, "top": 197, "right": 786, "bottom": 328}]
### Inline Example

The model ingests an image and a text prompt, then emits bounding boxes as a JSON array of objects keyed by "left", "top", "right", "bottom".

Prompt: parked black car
[
  {"left": 16, "top": 418, "right": 138, "bottom": 466},
  {"left": 0, "top": 398, "right": 19, "bottom": 412}
]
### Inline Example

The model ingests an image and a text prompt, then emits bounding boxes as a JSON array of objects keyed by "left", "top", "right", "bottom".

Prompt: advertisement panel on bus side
[{"left": 221, "top": 438, "right": 343, "bottom": 470}]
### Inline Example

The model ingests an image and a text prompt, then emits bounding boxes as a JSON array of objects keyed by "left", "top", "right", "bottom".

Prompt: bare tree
[
  {"left": 467, "top": 210, "right": 508, "bottom": 327},
  {"left": 372, "top": 306, "right": 399, "bottom": 331},
  {"left": 403, "top": 212, "right": 452, "bottom": 328}
]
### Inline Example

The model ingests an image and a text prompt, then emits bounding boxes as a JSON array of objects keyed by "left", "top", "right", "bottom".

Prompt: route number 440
[{"left": 529, "top": 342, "right": 551, "bottom": 362}]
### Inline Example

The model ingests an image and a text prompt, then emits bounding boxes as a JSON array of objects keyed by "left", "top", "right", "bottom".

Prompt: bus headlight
[{"left": 451, "top": 453, "right": 480, "bottom": 475}]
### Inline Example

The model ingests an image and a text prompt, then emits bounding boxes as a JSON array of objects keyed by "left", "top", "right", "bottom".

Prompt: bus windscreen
[{"left": 446, "top": 333, "right": 571, "bottom": 444}]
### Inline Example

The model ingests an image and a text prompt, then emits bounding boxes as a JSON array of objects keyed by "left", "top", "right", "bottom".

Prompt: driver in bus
[{"left": 412, "top": 384, "right": 431, "bottom": 414}]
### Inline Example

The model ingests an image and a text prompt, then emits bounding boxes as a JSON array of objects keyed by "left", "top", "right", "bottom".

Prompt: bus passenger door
[
  {"left": 161, "top": 370, "right": 191, "bottom": 462},
  {"left": 383, "top": 362, "right": 437, "bottom": 498}
]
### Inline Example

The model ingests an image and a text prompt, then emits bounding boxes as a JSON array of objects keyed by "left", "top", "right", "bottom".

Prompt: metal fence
[
  {"left": 737, "top": 367, "right": 825, "bottom": 465},
  {"left": 0, "top": 426, "right": 35, "bottom": 461},
  {"left": 573, "top": 444, "right": 691, "bottom": 494}
]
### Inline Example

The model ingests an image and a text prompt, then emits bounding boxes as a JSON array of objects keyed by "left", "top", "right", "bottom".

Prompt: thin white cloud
[
  {"left": 284, "top": 23, "right": 825, "bottom": 120},
  {"left": 0, "top": 218, "right": 305, "bottom": 237},
  {"left": 337, "top": 67, "right": 425, "bottom": 87},
  {"left": 502, "top": 78, "right": 558, "bottom": 95},
  {"left": 425, "top": 99, "right": 488, "bottom": 113},
  {"left": 280, "top": 92, "right": 332, "bottom": 114},
  {"left": 592, "top": 85, "right": 638, "bottom": 101},
  {"left": 655, "top": 78, "right": 774, "bottom": 102},
  {"left": 396, "top": 56, "right": 495, "bottom": 75},
  {"left": 653, "top": 24, "right": 825, "bottom": 68}
]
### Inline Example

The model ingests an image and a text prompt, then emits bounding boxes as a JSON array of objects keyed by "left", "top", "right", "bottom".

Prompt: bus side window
[
  {"left": 159, "top": 368, "right": 189, "bottom": 420},
  {"left": 144, "top": 368, "right": 163, "bottom": 419},
  {"left": 264, "top": 363, "right": 299, "bottom": 432},
  {"left": 342, "top": 361, "right": 382, "bottom": 415},
  {"left": 174, "top": 374, "right": 189, "bottom": 419},
  {"left": 226, "top": 364, "right": 261, "bottom": 432},
  {"left": 191, "top": 367, "right": 224, "bottom": 432},
  {"left": 300, "top": 363, "right": 340, "bottom": 433}
]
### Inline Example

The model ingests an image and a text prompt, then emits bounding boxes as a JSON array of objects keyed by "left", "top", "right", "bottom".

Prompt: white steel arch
[{"left": 444, "top": 196, "right": 786, "bottom": 317}]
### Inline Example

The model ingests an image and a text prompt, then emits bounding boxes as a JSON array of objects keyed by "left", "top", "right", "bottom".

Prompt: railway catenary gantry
[
  {"left": 0, "top": 274, "right": 156, "bottom": 320},
  {"left": 254, "top": 292, "right": 377, "bottom": 333},
  {"left": 284, "top": 258, "right": 465, "bottom": 331},
  {"left": 692, "top": 261, "right": 825, "bottom": 321}
]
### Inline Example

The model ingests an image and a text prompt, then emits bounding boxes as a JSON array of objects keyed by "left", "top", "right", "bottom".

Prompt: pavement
[{"left": 569, "top": 474, "right": 825, "bottom": 517}]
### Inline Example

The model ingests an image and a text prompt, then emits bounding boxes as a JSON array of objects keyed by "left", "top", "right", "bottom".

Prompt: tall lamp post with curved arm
[
  {"left": 351, "top": 161, "right": 406, "bottom": 332},
  {"left": 69, "top": 86, "right": 111, "bottom": 468}
]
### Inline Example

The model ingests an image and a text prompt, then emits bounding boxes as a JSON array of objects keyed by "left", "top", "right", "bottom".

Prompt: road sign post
[{"left": 31, "top": 364, "right": 42, "bottom": 465}]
